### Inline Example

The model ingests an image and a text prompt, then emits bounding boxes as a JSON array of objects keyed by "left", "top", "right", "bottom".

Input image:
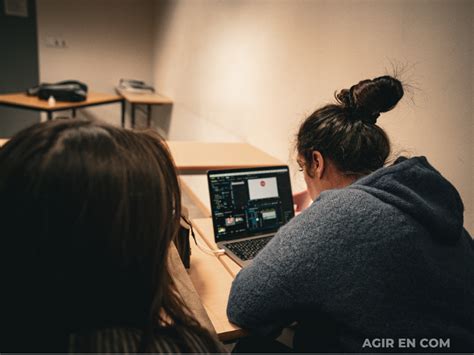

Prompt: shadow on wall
[
  {"left": 149, "top": 0, "right": 176, "bottom": 140},
  {"left": 148, "top": 104, "right": 173, "bottom": 138},
  {"left": 151, "top": 0, "right": 178, "bottom": 52}
]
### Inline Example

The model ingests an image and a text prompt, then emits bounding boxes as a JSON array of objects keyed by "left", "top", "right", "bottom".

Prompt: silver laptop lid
[{"left": 207, "top": 166, "right": 294, "bottom": 244}]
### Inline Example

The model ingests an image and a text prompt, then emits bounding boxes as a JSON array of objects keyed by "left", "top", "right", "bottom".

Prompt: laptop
[{"left": 207, "top": 165, "right": 294, "bottom": 267}]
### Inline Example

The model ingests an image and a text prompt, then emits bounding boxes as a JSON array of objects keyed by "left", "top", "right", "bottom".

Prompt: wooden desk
[
  {"left": 0, "top": 92, "right": 125, "bottom": 125},
  {"left": 117, "top": 91, "right": 173, "bottom": 128},
  {"left": 167, "top": 141, "right": 282, "bottom": 174},
  {"left": 187, "top": 224, "right": 245, "bottom": 341},
  {"left": 176, "top": 143, "right": 280, "bottom": 341}
]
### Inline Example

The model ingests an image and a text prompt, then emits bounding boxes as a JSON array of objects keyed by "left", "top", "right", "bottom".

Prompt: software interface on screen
[{"left": 209, "top": 167, "right": 294, "bottom": 241}]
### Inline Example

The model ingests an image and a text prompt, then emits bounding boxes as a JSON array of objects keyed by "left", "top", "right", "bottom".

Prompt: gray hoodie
[{"left": 227, "top": 157, "right": 474, "bottom": 352}]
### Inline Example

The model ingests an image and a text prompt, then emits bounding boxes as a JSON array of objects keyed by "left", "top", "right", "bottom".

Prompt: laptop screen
[{"left": 208, "top": 166, "right": 294, "bottom": 242}]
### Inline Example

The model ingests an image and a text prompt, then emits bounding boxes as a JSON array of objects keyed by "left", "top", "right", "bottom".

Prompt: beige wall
[
  {"left": 34, "top": 0, "right": 474, "bottom": 233},
  {"left": 37, "top": 0, "right": 154, "bottom": 126},
  {"left": 151, "top": 0, "right": 473, "bottom": 234}
]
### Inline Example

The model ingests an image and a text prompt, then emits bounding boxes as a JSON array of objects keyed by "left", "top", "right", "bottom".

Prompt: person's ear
[{"left": 312, "top": 151, "right": 325, "bottom": 179}]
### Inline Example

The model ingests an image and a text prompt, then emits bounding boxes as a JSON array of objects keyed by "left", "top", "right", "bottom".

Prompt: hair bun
[{"left": 336, "top": 75, "right": 404, "bottom": 124}]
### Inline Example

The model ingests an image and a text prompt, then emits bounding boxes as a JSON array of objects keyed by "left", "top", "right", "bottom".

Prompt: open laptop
[{"left": 207, "top": 165, "right": 294, "bottom": 267}]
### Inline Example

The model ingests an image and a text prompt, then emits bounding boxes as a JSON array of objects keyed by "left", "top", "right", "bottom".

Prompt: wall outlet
[{"left": 45, "top": 36, "right": 67, "bottom": 48}]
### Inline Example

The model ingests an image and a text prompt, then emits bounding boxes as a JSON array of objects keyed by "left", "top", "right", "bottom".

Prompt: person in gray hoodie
[{"left": 227, "top": 76, "right": 474, "bottom": 352}]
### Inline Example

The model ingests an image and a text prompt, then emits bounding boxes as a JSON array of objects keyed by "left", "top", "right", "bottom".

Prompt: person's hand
[{"left": 293, "top": 190, "right": 312, "bottom": 213}]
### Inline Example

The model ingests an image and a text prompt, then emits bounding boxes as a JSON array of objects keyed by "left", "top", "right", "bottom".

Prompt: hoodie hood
[{"left": 350, "top": 156, "right": 464, "bottom": 244}]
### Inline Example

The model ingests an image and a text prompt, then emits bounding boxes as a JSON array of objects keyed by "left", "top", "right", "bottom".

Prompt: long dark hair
[
  {"left": 297, "top": 75, "right": 404, "bottom": 176},
  {"left": 0, "top": 119, "right": 220, "bottom": 352}
]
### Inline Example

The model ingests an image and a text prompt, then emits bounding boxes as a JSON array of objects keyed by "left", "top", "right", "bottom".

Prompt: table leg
[
  {"left": 72, "top": 108, "right": 76, "bottom": 118},
  {"left": 47, "top": 111, "right": 53, "bottom": 121},
  {"left": 131, "top": 103, "right": 136, "bottom": 129},
  {"left": 147, "top": 104, "right": 152, "bottom": 127},
  {"left": 121, "top": 100, "right": 125, "bottom": 128}
]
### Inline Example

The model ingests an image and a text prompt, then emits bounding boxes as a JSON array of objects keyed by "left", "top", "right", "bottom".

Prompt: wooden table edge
[
  {"left": 116, "top": 90, "right": 173, "bottom": 104},
  {"left": 0, "top": 92, "right": 123, "bottom": 111},
  {"left": 177, "top": 163, "right": 284, "bottom": 175}
]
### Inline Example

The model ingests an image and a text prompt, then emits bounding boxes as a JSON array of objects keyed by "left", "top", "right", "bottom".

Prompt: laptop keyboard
[{"left": 224, "top": 236, "right": 273, "bottom": 261}]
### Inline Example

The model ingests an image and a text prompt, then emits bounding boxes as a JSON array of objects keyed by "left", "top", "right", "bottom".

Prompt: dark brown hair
[
  {"left": 0, "top": 120, "right": 220, "bottom": 352},
  {"left": 297, "top": 75, "right": 404, "bottom": 176}
]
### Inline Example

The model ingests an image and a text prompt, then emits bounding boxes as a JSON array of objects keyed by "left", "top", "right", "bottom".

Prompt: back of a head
[
  {"left": 0, "top": 120, "right": 184, "bottom": 351},
  {"left": 297, "top": 75, "right": 404, "bottom": 175}
]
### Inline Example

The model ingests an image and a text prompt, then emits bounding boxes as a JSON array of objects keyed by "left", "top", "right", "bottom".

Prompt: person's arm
[
  {"left": 226, "top": 190, "right": 354, "bottom": 337},
  {"left": 226, "top": 213, "right": 317, "bottom": 337},
  {"left": 226, "top": 238, "right": 298, "bottom": 336}
]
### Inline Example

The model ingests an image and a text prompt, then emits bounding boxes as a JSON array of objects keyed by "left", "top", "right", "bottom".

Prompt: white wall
[
  {"left": 151, "top": 0, "right": 473, "bottom": 234},
  {"left": 37, "top": 0, "right": 154, "bottom": 126}
]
